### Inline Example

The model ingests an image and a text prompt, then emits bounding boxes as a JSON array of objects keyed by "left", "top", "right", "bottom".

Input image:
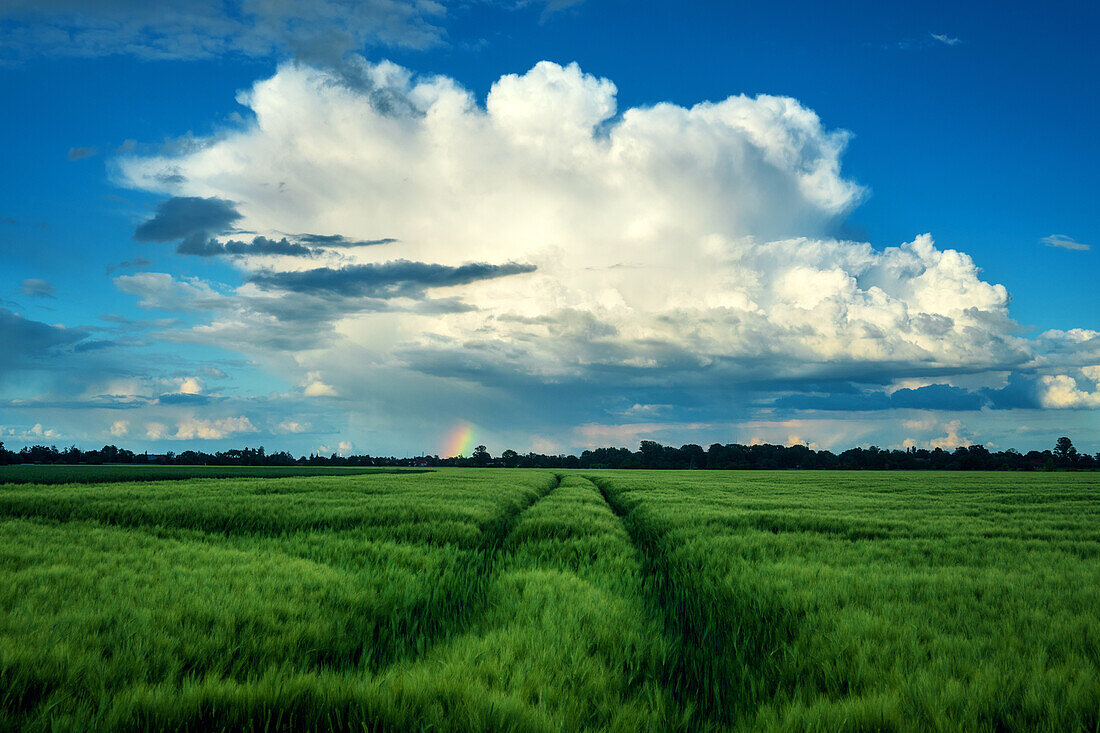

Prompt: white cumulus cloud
[
  {"left": 171, "top": 416, "right": 258, "bottom": 440},
  {"left": 114, "top": 57, "right": 1095, "bottom": 437},
  {"left": 1039, "top": 375, "right": 1100, "bottom": 409}
]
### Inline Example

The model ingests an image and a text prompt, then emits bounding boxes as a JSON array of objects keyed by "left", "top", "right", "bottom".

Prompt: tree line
[{"left": 0, "top": 437, "right": 1094, "bottom": 471}]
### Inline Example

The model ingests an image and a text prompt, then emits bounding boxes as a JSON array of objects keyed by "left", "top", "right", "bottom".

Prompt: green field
[
  {"left": 1, "top": 468, "right": 1098, "bottom": 731},
  {"left": 0, "top": 464, "right": 421, "bottom": 485}
]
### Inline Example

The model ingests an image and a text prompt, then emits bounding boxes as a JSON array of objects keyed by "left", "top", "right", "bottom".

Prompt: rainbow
[{"left": 440, "top": 421, "right": 476, "bottom": 458}]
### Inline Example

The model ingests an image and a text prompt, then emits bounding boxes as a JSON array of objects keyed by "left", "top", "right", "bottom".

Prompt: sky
[{"left": 1, "top": 0, "right": 1097, "bottom": 457}]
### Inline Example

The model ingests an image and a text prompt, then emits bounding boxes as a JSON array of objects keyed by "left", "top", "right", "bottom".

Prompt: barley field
[{"left": 1, "top": 468, "right": 1097, "bottom": 731}]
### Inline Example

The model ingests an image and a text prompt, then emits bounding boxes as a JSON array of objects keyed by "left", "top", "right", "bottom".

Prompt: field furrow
[{"left": 368, "top": 476, "right": 691, "bottom": 730}]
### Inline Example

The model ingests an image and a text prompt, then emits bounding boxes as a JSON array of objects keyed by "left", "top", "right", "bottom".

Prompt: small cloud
[
  {"left": 277, "top": 420, "right": 308, "bottom": 433},
  {"left": 902, "top": 417, "right": 936, "bottom": 431},
  {"left": 622, "top": 403, "right": 672, "bottom": 417},
  {"left": 304, "top": 380, "right": 338, "bottom": 397},
  {"left": 30, "top": 423, "right": 60, "bottom": 439},
  {"left": 303, "top": 371, "right": 338, "bottom": 397},
  {"left": 171, "top": 416, "right": 257, "bottom": 440},
  {"left": 109, "top": 420, "right": 129, "bottom": 437},
  {"left": 178, "top": 235, "right": 315, "bottom": 258},
  {"left": 20, "top": 278, "right": 56, "bottom": 297},
  {"left": 106, "top": 257, "right": 153, "bottom": 274},
  {"left": 317, "top": 440, "right": 353, "bottom": 456},
  {"left": 930, "top": 33, "right": 960, "bottom": 46},
  {"left": 929, "top": 419, "right": 973, "bottom": 450},
  {"left": 67, "top": 146, "right": 98, "bottom": 161},
  {"left": 1041, "top": 234, "right": 1090, "bottom": 251},
  {"left": 134, "top": 196, "right": 242, "bottom": 247},
  {"left": 145, "top": 422, "right": 168, "bottom": 440},
  {"left": 116, "top": 139, "right": 137, "bottom": 153},
  {"left": 297, "top": 234, "right": 398, "bottom": 248},
  {"left": 177, "top": 377, "right": 203, "bottom": 395}
]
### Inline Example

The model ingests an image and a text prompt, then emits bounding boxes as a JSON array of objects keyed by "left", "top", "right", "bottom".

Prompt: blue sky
[{"left": 1, "top": 0, "right": 1097, "bottom": 456}]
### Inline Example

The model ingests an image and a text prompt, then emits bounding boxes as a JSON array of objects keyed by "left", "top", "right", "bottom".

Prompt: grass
[{"left": 0, "top": 468, "right": 1097, "bottom": 730}]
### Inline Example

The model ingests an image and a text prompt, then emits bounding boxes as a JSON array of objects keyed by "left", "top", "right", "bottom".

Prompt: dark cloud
[
  {"left": 982, "top": 374, "right": 1044, "bottom": 410},
  {"left": 157, "top": 392, "right": 212, "bottom": 406},
  {"left": 20, "top": 278, "right": 56, "bottom": 298},
  {"left": 177, "top": 235, "right": 315, "bottom": 257},
  {"left": 67, "top": 146, "right": 97, "bottom": 161},
  {"left": 146, "top": 211, "right": 399, "bottom": 257},
  {"left": 98, "top": 314, "right": 180, "bottom": 329},
  {"left": 249, "top": 260, "right": 538, "bottom": 299},
  {"left": 72, "top": 339, "right": 118, "bottom": 352},
  {"left": 134, "top": 196, "right": 242, "bottom": 246},
  {"left": 0, "top": 307, "right": 86, "bottom": 368},
  {"left": 298, "top": 234, "right": 397, "bottom": 248},
  {"left": 773, "top": 384, "right": 988, "bottom": 412}
]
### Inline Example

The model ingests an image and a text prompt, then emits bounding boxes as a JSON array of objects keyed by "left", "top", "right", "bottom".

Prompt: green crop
[{"left": 0, "top": 468, "right": 1097, "bottom": 731}]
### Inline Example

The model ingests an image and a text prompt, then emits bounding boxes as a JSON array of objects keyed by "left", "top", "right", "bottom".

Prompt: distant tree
[
  {"left": 1054, "top": 437, "right": 1077, "bottom": 464},
  {"left": 500, "top": 449, "right": 520, "bottom": 468},
  {"left": 472, "top": 445, "right": 491, "bottom": 466}
]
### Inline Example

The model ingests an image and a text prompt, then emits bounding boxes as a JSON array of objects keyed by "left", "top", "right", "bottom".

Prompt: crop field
[
  {"left": 0, "top": 469, "right": 1098, "bottom": 731},
  {"left": 0, "top": 465, "right": 418, "bottom": 485}
]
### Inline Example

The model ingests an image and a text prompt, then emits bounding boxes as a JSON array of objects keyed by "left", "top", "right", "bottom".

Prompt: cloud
[
  {"left": 316, "top": 440, "right": 354, "bottom": 456},
  {"left": 142, "top": 416, "right": 261, "bottom": 442},
  {"left": 930, "top": 33, "right": 960, "bottom": 46},
  {"left": 277, "top": 420, "right": 308, "bottom": 433},
  {"left": 1041, "top": 234, "right": 1090, "bottom": 251},
  {"left": 176, "top": 377, "right": 203, "bottom": 395},
  {"left": 175, "top": 233, "right": 396, "bottom": 257},
  {"left": 67, "top": 146, "right": 97, "bottom": 160},
  {"left": 249, "top": 260, "right": 538, "bottom": 298},
  {"left": 0, "top": 0, "right": 446, "bottom": 64},
  {"left": 0, "top": 307, "right": 86, "bottom": 368},
  {"left": 113, "top": 272, "right": 225, "bottom": 312},
  {"left": 622, "top": 403, "right": 672, "bottom": 417},
  {"left": 774, "top": 383, "right": 988, "bottom": 411},
  {"left": 7, "top": 423, "right": 62, "bottom": 441},
  {"left": 134, "top": 196, "right": 242, "bottom": 252},
  {"left": 109, "top": 419, "right": 129, "bottom": 437},
  {"left": 170, "top": 415, "right": 257, "bottom": 440},
  {"left": 303, "top": 372, "right": 338, "bottom": 397},
  {"left": 304, "top": 381, "right": 338, "bottom": 397},
  {"left": 1038, "top": 375, "right": 1100, "bottom": 409},
  {"left": 928, "top": 419, "right": 972, "bottom": 449},
  {"left": 106, "top": 256, "right": 153, "bottom": 274},
  {"left": 298, "top": 234, "right": 397, "bottom": 247},
  {"left": 178, "top": 235, "right": 315, "bottom": 257},
  {"left": 574, "top": 421, "right": 710, "bottom": 447},
  {"left": 20, "top": 278, "right": 56, "bottom": 297},
  {"left": 107, "top": 58, "right": 1099, "bottom": 446}
]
